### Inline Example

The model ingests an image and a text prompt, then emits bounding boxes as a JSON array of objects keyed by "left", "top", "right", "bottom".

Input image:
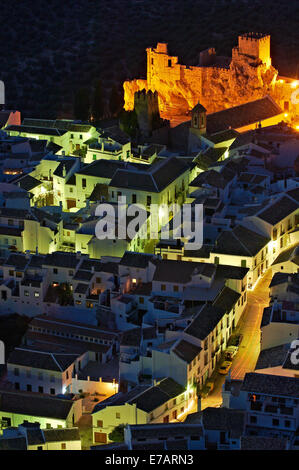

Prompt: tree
[
  {"left": 108, "top": 424, "right": 125, "bottom": 443},
  {"left": 91, "top": 79, "right": 104, "bottom": 122},
  {"left": 109, "top": 84, "right": 123, "bottom": 117},
  {"left": 73, "top": 88, "right": 90, "bottom": 121},
  {"left": 119, "top": 109, "right": 138, "bottom": 138}
]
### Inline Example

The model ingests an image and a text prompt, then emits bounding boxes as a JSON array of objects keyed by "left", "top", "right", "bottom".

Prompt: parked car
[
  {"left": 225, "top": 346, "right": 238, "bottom": 360},
  {"left": 218, "top": 360, "right": 232, "bottom": 375},
  {"left": 229, "top": 334, "right": 243, "bottom": 348},
  {"left": 200, "top": 381, "right": 214, "bottom": 398}
]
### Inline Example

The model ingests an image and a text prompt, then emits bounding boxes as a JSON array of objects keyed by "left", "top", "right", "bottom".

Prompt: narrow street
[{"left": 199, "top": 269, "right": 272, "bottom": 411}]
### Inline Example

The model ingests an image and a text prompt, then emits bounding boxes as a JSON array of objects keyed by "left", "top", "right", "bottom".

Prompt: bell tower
[{"left": 191, "top": 102, "right": 207, "bottom": 135}]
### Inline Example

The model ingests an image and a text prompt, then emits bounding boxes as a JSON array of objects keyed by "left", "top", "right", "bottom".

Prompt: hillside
[{"left": 1, "top": 0, "right": 299, "bottom": 119}]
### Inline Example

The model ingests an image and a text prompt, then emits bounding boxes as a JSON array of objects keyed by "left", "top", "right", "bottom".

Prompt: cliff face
[
  {"left": 123, "top": 46, "right": 279, "bottom": 125},
  {"left": 200, "top": 56, "right": 278, "bottom": 114}
]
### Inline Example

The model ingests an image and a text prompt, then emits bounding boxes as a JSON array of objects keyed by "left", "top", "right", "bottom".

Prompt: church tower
[{"left": 191, "top": 102, "right": 207, "bottom": 135}]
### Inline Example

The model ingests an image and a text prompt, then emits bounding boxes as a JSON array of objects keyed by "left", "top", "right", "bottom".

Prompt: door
[
  {"left": 67, "top": 199, "right": 76, "bottom": 210},
  {"left": 94, "top": 432, "right": 107, "bottom": 444}
]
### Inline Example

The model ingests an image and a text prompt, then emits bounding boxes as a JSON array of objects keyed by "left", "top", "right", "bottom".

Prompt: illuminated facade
[{"left": 124, "top": 33, "right": 299, "bottom": 126}]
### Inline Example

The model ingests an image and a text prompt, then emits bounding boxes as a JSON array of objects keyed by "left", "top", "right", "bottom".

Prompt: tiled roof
[
  {"left": 153, "top": 259, "right": 215, "bottom": 284},
  {"left": 213, "top": 225, "right": 270, "bottom": 257},
  {"left": 241, "top": 372, "right": 299, "bottom": 397},
  {"left": 206, "top": 96, "right": 283, "bottom": 134},
  {"left": 130, "top": 378, "right": 185, "bottom": 413},
  {"left": 0, "top": 390, "right": 74, "bottom": 420},
  {"left": 15, "top": 174, "right": 42, "bottom": 191},
  {"left": 120, "top": 251, "right": 155, "bottom": 268},
  {"left": 213, "top": 287, "right": 241, "bottom": 313},
  {"left": 184, "top": 304, "right": 225, "bottom": 340},
  {"left": 43, "top": 428, "right": 80, "bottom": 443},
  {"left": 5, "top": 124, "right": 66, "bottom": 136},
  {"left": 172, "top": 339, "right": 202, "bottom": 363},
  {"left": 8, "top": 348, "right": 77, "bottom": 372},
  {"left": 196, "top": 147, "right": 227, "bottom": 170},
  {"left": 109, "top": 157, "right": 190, "bottom": 193},
  {"left": 201, "top": 407, "right": 245, "bottom": 437},
  {"left": 43, "top": 252, "right": 79, "bottom": 269},
  {"left": 255, "top": 344, "right": 289, "bottom": 370},
  {"left": 53, "top": 159, "right": 77, "bottom": 178},
  {"left": 241, "top": 436, "right": 288, "bottom": 450},
  {"left": 257, "top": 196, "right": 298, "bottom": 226}
]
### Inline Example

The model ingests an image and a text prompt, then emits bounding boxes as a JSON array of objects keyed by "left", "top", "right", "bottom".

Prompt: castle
[{"left": 124, "top": 33, "right": 298, "bottom": 126}]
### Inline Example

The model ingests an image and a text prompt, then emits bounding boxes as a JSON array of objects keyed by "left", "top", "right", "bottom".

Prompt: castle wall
[{"left": 123, "top": 35, "right": 287, "bottom": 125}]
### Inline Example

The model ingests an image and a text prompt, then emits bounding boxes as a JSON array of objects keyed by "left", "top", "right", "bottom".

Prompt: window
[
  {"left": 132, "top": 194, "right": 137, "bottom": 204},
  {"left": 97, "top": 420, "right": 103, "bottom": 427},
  {"left": 168, "top": 59, "right": 172, "bottom": 67},
  {"left": 24, "top": 290, "right": 29, "bottom": 297},
  {"left": 50, "top": 388, "right": 55, "bottom": 395},
  {"left": 173, "top": 285, "right": 179, "bottom": 292},
  {"left": 214, "top": 256, "right": 219, "bottom": 265},
  {"left": 27, "top": 384, "right": 32, "bottom": 392},
  {"left": 272, "top": 418, "right": 279, "bottom": 426},
  {"left": 250, "top": 415, "right": 257, "bottom": 423},
  {"left": 82, "top": 178, "right": 86, "bottom": 189},
  {"left": 116, "top": 413, "right": 120, "bottom": 419},
  {"left": 241, "top": 260, "right": 247, "bottom": 268},
  {"left": 285, "top": 420, "right": 291, "bottom": 428},
  {"left": 53, "top": 268, "right": 58, "bottom": 274},
  {"left": 38, "top": 386, "right": 44, "bottom": 393},
  {"left": 15, "top": 382, "right": 20, "bottom": 390},
  {"left": 61, "top": 443, "right": 66, "bottom": 450},
  {"left": 161, "top": 284, "right": 166, "bottom": 291},
  {"left": 139, "top": 297, "right": 144, "bottom": 304},
  {"left": 9, "top": 270, "right": 14, "bottom": 276},
  {"left": 96, "top": 277, "right": 102, "bottom": 284},
  {"left": 34, "top": 292, "right": 40, "bottom": 297},
  {"left": 93, "top": 154, "right": 97, "bottom": 161},
  {"left": 147, "top": 195, "right": 151, "bottom": 206}
]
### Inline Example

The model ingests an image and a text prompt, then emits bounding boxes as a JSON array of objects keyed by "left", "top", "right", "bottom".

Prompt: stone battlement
[{"left": 123, "top": 33, "right": 293, "bottom": 124}]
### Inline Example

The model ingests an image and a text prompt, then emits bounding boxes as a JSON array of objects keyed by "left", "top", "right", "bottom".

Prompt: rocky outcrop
[{"left": 123, "top": 41, "right": 279, "bottom": 125}]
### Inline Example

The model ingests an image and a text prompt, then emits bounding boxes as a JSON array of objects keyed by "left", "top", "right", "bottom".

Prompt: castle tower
[
  {"left": 191, "top": 102, "right": 207, "bottom": 135},
  {"left": 134, "top": 89, "right": 161, "bottom": 137},
  {"left": 237, "top": 33, "right": 271, "bottom": 67}
]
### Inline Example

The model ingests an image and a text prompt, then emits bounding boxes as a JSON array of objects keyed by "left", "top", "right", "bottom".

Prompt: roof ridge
[
  {"left": 232, "top": 228, "right": 253, "bottom": 256},
  {"left": 50, "top": 353, "right": 63, "bottom": 372}
]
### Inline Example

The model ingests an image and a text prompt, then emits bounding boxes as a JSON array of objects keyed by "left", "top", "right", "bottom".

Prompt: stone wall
[{"left": 123, "top": 34, "right": 282, "bottom": 125}]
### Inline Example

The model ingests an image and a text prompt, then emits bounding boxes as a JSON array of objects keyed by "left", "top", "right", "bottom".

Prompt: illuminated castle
[{"left": 124, "top": 33, "right": 298, "bottom": 126}]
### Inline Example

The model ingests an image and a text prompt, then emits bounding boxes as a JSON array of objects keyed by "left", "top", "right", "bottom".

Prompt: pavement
[{"left": 198, "top": 269, "right": 272, "bottom": 411}]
